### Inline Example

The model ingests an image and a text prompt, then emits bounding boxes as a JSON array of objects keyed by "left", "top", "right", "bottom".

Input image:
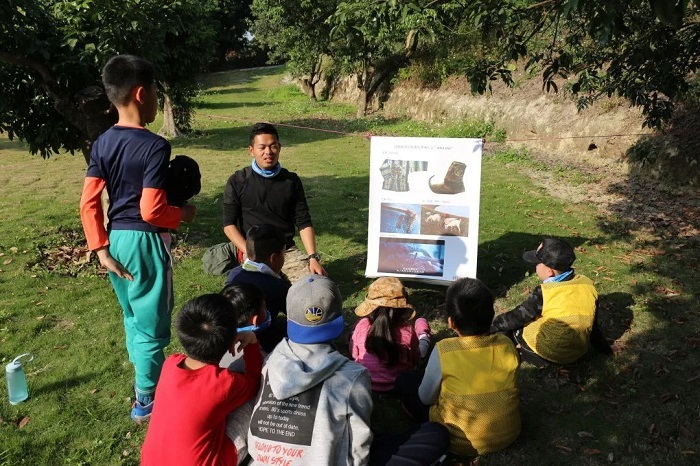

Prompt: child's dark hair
[
  {"left": 245, "top": 224, "right": 286, "bottom": 262},
  {"left": 221, "top": 283, "right": 265, "bottom": 328},
  {"left": 445, "top": 278, "right": 494, "bottom": 336},
  {"left": 102, "top": 55, "right": 155, "bottom": 106},
  {"left": 176, "top": 294, "right": 238, "bottom": 364},
  {"left": 365, "top": 307, "right": 413, "bottom": 366},
  {"left": 249, "top": 122, "right": 279, "bottom": 144}
]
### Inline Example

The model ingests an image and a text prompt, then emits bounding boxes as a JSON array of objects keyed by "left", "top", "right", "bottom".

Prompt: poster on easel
[{"left": 364, "top": 136, "right": 482, "bottom": 284}]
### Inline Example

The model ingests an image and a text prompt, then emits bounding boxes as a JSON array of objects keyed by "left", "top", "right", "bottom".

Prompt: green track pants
[{"left": 108, "top": 230, "right": 173, "bottom": 398}]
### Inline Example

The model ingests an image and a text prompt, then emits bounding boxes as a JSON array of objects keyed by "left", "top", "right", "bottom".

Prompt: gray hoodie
[{"left": 247, "top": 339, "right": 373, "bottom": 465}]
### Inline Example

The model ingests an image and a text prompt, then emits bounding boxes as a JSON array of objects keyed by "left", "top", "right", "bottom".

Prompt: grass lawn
[{"left": 0, "top": 66, "right": 698, "bottom": 465}]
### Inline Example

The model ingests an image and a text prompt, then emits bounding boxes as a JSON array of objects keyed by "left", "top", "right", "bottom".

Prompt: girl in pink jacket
[{"left": 350, "top": 277, "right": 431, "bottom": 392}]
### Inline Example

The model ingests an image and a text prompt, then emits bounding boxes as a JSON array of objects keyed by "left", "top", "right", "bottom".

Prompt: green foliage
[
  {"left": 0, "top": 0, "right": 228, "bottom": 157},
  {"left": 211, "top": 0, "right": 254, "bottom": 68},
  {"left": 250, "top": 0, "right": 336, "bottom": 97},
  {"left": 374, "top": 0, "right": 699, "bottom": 128}
]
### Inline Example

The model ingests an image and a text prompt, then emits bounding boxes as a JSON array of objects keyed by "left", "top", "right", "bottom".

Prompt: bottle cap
[{"left": 6, "top": 353, "right": 33, "bottom": 373}]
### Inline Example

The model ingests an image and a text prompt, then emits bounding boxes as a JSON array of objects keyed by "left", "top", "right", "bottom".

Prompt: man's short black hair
[
  {"left": 249, "top": 122, "right": 279, "bottom": 144},
  {"left": 221, "top": 283, "right": 265, "bottom": 328},
  {"left": 102, "top": 55, "right": 155, "bottom": 106},
  {"left": 176, "top": 294, "right": 237, "bottom": 364},
  {"left": 445, "top": 278, "right": 495, "bottom": 336},
  {"left": 245, "top": 224, "right": 286, "bottom": 262}
]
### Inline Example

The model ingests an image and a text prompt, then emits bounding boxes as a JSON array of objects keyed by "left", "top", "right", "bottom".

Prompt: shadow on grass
[
  {"left": 194, "top": 101, "right": 274, "bottom": 111},
  {"left": 197, "top": 65, "right": 285, "bottom": 88},
  {"left": 184, "top": 115, "right": 409, "bottom": 152},
  {"left": 0, "top": 136, "right": 28, "bottom": 151},
  {"left": 477, "top": 232, "right": 590, "bottom": 298},
  {"left": 199, "top": 86, "right": 258, "bottom": 96},
  {"left": 171, "top": 123, "right": 250, "bottom": 152},
  {"left": 31, "top": 373, "right": 99, "bottom": 397},
  {"left": 477, "top": 170, "right": 700, "bottom": 464}
]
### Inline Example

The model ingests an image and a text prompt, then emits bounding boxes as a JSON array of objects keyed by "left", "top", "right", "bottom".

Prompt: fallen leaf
[
  {"left": 125, "top": 431, "right": 132, "bottom": 440},
  {"left": 53, "top": 345, "right": 68, "bottom": 350},
  {"left": 648, "top": 423, "right": 656, "bottom": 434},
  {"left": 36, "top": 315, "right": 45, "bottom": 320},
  {"left": 681, "top": 451, "right": 696, "bottom": 455},
  {"left": 577, "top": 431, "right": 595, "bottom": 438},
  {"left": 686, "top": 374, "right": 700, "bottom": 383},
  {"left": 90, "top": 389, "right": 98, "bottom": 394},
  {"left": 122, "top": 450, "right": 130, "bottom": 457},
  {"left": 2, "top": 259, "right": 12, "bottom": 265},
  {"left": 584, "top": 449, "right": 602, "bottom": 455},
  {"left": 9, "top": 247, "right": 18, "bottom": 252},
  {"left": 554, "top": 444, "right": 572, "bottom": 452},
  {"left": 18, "top": 416, "right": 30, "bottom": 429},
  {"left": 655, "top": 286, "right": 680, "bottom": 297}
]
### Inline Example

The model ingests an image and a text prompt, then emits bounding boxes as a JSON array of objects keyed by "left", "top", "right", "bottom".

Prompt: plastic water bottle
[{"left": 6, "top": 353, "right": 33, "bottom": 405}]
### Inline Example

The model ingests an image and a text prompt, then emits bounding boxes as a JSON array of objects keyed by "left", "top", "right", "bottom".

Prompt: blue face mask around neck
[{"left": 251, "top": 159, "right": 281, "bottom": 178}]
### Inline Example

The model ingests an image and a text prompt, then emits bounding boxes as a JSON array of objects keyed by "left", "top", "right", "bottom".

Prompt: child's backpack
[{"left": 166, "top": 155, "right": 201, "bottom": 207}]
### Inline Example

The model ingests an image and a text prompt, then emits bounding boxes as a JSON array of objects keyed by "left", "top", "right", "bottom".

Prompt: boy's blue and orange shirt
[{"left": 80, "top": 126, "right": 182, "bottom": 250}]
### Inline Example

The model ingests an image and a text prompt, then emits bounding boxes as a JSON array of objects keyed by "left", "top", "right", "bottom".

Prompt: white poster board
[{"left": 364, "top": 137, "right": 483, "bottom": 283}]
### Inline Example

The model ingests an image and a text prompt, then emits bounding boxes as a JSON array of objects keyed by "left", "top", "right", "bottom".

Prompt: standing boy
[
  {"left": 222, "top": 122, "right": 326, "bottom": 280},
  {"left": 491, "top": 237, "right": 610, "bottom": 366},
  {"left": 141, "top": 294, "right": 262, "bottom": 465},
  {"left": 79, "top": 55, "right": 196, "bottom": 421}
]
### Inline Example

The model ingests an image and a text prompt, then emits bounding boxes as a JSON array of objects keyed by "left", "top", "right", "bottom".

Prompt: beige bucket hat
[{"left": 355, "top": 277, "right": 415, "bottom": 318}]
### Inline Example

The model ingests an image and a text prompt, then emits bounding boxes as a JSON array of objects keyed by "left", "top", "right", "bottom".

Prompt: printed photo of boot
[{"left": 429, "top": 161, "right": 466, "bottom": 194}]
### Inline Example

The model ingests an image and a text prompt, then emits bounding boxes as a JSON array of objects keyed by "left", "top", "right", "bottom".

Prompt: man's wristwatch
[{"left": 307, "top": 253, "right": 321, "bottom": 262}]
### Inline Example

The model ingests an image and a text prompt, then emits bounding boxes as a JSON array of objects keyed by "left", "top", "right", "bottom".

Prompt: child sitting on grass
[
  {"left": 141, "top": 294, "right": 262, "bottom": 466},
  {"left": 226, "top": 224, "right": 290, "bottom": 353},
  {"left": 221, "top": 282, "right": 271, "bottom": 360},
  {"left": 407, "top": 278, "right": 521, "bottom": 458},
  {"left": 350, "top": 277, "right": 431, "bottom": 392},
  {"left": 490, "top": 237, "right": 611, "bottom": 366}
]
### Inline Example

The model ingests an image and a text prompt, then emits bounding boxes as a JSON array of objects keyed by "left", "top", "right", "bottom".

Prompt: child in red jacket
[{"left": 141, "top": 294, "right": 262, "bottom": 466}]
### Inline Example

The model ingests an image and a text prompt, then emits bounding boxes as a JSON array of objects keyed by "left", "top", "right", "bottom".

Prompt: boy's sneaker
[{"left": 130, "top": 400, "right": 153, "bottom": 423}]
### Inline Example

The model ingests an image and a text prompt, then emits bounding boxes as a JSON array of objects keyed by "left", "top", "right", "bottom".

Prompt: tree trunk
[
  {"left": 159, "top": 92, "right": 182, "bottom": 138},
  {"left": 357, "top": 90, "right": 369, "bottom": 117},
  {"left": 299, "top": 78, "right": 318, "bottom": 100}
]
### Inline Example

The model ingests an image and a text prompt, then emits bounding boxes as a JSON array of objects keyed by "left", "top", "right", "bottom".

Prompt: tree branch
[{"left": 0, "top": 51, "right": 88, "bottom": 134}]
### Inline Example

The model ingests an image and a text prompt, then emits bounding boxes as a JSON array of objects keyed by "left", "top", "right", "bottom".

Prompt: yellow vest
[
  {"left": 522, "top": 275, "right": 598, "bottom": 364},
  {"left": 429, "top": 334, "right": 520, "bottom": 456}
]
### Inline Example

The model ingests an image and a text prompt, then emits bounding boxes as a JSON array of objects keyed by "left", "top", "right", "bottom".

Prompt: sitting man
[{"left": 223, "top": 122, "right": 326, "bottom": 281}]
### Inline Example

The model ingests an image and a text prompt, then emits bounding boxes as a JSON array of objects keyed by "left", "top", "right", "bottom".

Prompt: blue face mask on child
[{"left": 237, "top": 310, "right": 272, "bottom": 333}]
